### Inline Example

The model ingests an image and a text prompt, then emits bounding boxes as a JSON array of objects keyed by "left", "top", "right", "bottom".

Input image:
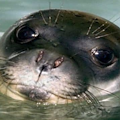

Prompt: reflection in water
[
  {"left": 0, "top": 93, "right": 100, "bottom": 120},
  {"left": 0, "top": 93, "right": 120, "bottom": 120}
]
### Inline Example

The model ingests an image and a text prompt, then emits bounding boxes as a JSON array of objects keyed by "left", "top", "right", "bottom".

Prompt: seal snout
[
  {"left": 0, "top": 48, "right": 88, "bottom": 103},
  {"left": 1, "top": 9, "right": 120, "bottom": 107},
  {"left": 35, "top": 50, "right": 64, "bottom": 76}
]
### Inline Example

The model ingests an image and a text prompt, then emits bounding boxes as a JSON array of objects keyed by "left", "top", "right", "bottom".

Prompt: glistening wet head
[{"left": 0, "top": 10, "right": 120, "bottom": 107}]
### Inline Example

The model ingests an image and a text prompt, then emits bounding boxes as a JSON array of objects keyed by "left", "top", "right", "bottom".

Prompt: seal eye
[
  {"left": 16, "top": 26, "right": 38, "bottom": 43},
  {"left": 91, "top": 47, "right": 115, "bottom": 66}
]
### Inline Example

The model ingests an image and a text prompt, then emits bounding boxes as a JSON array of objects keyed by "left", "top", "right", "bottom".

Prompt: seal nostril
[
  {"left": 39, "top": 64, "right": 52, "bottom": 73},
  {"left": 36, "top": 64, "right": 49, "bottom": 83},
  {"left": 41, "top": 65, "right": 48, "bottom": 71},
  {"left": 53, "top": 57, "right": 64, "bottom": 68},
  {"left": 36, "top": 51, "right": 44, "bottom": 63}
]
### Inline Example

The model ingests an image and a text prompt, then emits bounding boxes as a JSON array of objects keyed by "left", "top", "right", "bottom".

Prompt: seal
[{"left": 0, "top": 9, "right": 120, "bottom": 111}]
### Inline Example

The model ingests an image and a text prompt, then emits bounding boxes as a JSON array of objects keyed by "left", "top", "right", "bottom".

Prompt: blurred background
[{"left": 0, "top": 0, "right": 120, "bottom": 33}]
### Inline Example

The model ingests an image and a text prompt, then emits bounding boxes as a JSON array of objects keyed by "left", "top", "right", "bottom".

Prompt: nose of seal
[
  {"left": 35, "top": 50, "right": 64, "bottom": 83},
  {"left": 35, "top": 50, "right": 64, "bottom": 71}
]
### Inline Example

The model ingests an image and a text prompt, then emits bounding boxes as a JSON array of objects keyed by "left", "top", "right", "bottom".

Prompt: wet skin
[{"left": 0, "top": 9, "right": 119, "bottom": 114}]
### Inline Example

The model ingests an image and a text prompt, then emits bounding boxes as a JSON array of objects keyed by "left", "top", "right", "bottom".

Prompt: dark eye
[
  {"left": 91, "top": 47, "right": 116, "bottom": 66},
  {"left": 16, "top": 26, "right": 39, "bottom": 43}
]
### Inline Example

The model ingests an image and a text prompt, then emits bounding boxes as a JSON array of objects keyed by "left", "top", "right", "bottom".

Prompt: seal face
[{"left": 0, "top": 9, "right": 120, "bottom": 109}]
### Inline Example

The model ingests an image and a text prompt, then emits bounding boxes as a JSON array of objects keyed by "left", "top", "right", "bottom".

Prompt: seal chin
[
  {"left": 17, "top": 85, "right": 81, "bottom": 104},
  {"left": 0, "top": 49, "right": 88, "bottom": 104}
]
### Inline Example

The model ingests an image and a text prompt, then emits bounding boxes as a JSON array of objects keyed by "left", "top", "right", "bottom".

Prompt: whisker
[
  {"left": 0, "top": 67, "right": 7, "bottom": 70},
  {"left": 62, "top": 82, "right": 75, "bottom": 101},
  {"left": 54, "top": 10, "right": 61, "bottom": 25},
  {"left": 94, "top": 15, "right": 120, "bottom": 37},
  {"left": 108, "top": 12, "right": 120, "bottom": 22},
  {"left": 82, "top": 92, "right": 101, "bottom": 114},
  {"left": 86, "top": 19, "right": 96, "bottom": 35},
  {"left": 0, "top": 51, "right": 27, "bottom": 66},
  {"left": 0, "top": 51, "right": 27, "bottom": 65},
  {"left": 95, "top": 31, "right": 118, "bottom": 39},
  {"left": 71, "top": 88, "right": 92, "bottom": 111},
  {"left": 40, "top": 10, "right": 48, "bottom": 25},
  {"left": 92, "top": 12, "right": 120, "bottom": 35},
  {"left": 74, "top": 80, "right": 120, "bottom": 104},
  {"left": 1, "top": 72, "right": 9, "bottom": 77},
  {"left": 85, "top": 91, "right": 101, "bottom": 107},
  {"left": 87, "top": 83, "right": 120, "bottom": 101},
  {"left": 64, "top": 93, "right": 78, "bottom": 115},
  {"left": 0, "top": 57, "right": 8, "bottom": 61},
  {"left": 0, "top": 57, "right": 11, "bottom": 62},
  {"left": 0, "top": 58, "right": 15, "bottom": 65},
  {"left": 54, "top": 0, "right": 64, "bottom": 25},
  {"left": 8, "top": 51, "right": 26, "bottom": 60},
  {"left": 94, "top": 24, "right": 111, "bottom": 36},
  {"left": 76, "top": 94, "right": 88, "bottom": 112},
  {"left": 92, "top": 21, "right": 108, "bottom": 34},
  {"left": 81, "top": 92, "right": 92, "bottom": 106},
  {"left": 110, "top": 15, "right": 120, "bottom": 24}
]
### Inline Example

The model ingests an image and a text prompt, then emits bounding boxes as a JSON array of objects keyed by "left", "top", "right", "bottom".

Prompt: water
[
  {"left": 0, "top": 0, "right": 120, "bottom": 33},
  {"left": 0, "top": 0, "right": 120, "bottom": 120},
  {"left": 0, "top": 93, "right": 109, "bottom": 120}
]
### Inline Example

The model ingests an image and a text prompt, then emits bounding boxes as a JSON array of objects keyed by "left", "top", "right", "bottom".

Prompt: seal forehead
[
  {"left": 3, "top": 10, "right": 120, "bottom": 46},
  {"left": 1, "top": 9, "right": 120, "bottom": 59}
]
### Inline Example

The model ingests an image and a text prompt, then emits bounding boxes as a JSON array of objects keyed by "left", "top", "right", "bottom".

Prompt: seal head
[{"left": 0, "top": 10, "right": 120, "bottom": 106}]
